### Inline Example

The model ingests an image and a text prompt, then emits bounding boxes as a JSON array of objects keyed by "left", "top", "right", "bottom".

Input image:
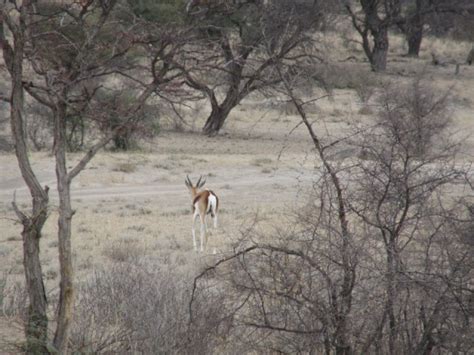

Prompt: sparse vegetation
[
  {"left": 251, "top": 157, "right": 273, "bottom": 167},
  {"left": 1, "top": 0, "right": 474, "bottom": 353},
  {"left": 102, "top": 239, "right": 145, "bottom": 264},
  {"left": 112, "top": 162, "right": 137, "bottom": 174},
  {"left": 70, "top": 260, "right": 228, "bottom": 354}
]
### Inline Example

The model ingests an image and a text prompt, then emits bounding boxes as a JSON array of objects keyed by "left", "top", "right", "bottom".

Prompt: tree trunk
[
  {"left": 2, "top": 4, "right": 51, "bottom": 352},
  {"left": 467, "top": 47, "right": 474, "bottom": 65},
  {"left": 203, "top": 105, "right": 232, "bottom": 136},
  {"left": 202, "top": 91, "right": 240, "bottom": 136},
  {"left": 52, "top": 102, "right": 75, "bottom": 354},
  {"left": 371, "top": 27, "right": 389, "bottom": 72},
  {"left": 334, "top": 237, "right": 354, "bottom": 355},
  {"left": 22, "top": 225, "right": 49, "bottom": 353},
  {"left": 406, "top": 14, "right": 423, "bottom": 57},
  {"left": 386, "top": 241, "right": 398, "bottom": 355}
]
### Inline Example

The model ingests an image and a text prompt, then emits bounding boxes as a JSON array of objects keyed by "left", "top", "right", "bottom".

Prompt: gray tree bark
[
  {"left": 1, "top": 3, "right": 50, "bottom": 353},
  {"left": 52, "top": 101, "right": 75, "bottom": 353}
]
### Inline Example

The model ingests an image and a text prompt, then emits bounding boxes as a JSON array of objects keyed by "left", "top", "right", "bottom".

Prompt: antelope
[{"left": 185, "top": 175, "right": 219, "bottom": 252}]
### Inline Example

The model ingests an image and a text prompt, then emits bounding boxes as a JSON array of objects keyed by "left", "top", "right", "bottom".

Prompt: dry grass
[
  {"left": 0, "top": 31, "right": 474, "bottom": 351},
  {"left": 112, "top": 162, "right": 137, "bottom": 173},
  {"left": 251, "top": 157, "right": 273, "bottom": 167},
  {"left": 69, "top": 259, "right": 229, "bottom": 353}
]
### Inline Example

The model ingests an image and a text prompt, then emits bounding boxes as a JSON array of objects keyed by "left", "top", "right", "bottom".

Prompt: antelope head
[{"left": 185, "top": 175, "right": 206, "bottom": 197}]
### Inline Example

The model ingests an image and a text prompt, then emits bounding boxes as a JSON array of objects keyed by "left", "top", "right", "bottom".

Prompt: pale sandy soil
[{"left": 1, "top": 35, "right": 474, "bottom": 351}]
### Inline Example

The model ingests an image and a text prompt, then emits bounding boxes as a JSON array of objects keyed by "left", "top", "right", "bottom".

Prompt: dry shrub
[
  {"left": 70, "top": 260, "right": 230, "bottom": 354},
  {"left": 101, "top": 238, "right": 143, "bottom": 264},
  {"left": 358, "top": 105, "right": 373, "bottom": 115},
  {"left": 1, "top": 279, "right": 28, "bottom": 320},
  {"left": 313, "top": 64, "right": 379, "bottom": 103},
  {"left": 0, "top": 135, "right": 13, "bottom": 152},
  {"left": 0, "top": 272, "right": 7, "bottom": 314},
  {"left": 251, "top": 157, "right": 273, "bottom": 167},
  {"left": 112, "top": 162, "right": 137, "bottom": 173},
  {"left": 375, "top": 79, "right": 451, "bottom": 158}
]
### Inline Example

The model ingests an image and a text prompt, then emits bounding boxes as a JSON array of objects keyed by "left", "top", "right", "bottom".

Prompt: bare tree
[
  {"left": 346, "top": 0, "right": 402, "bottom": 71},
  {"left": 345, "top": 0, "right": 473, "bottom": 63},
  {"left": 189, "top": 28, "right": 358, "bottom": 354},
  {"left": 1, "top": 0, "right": 191, "bottom": 352},
  {"left": 0, "top": 2, "right": 49, "bottom": 352},
  {"left": 397, "top": 0, "right": 473, "bottom": 57},
  {"left": 348, "top": 80, "right": 469, "bottom": 354},
  {"left": 400, "top": 0, "right": 426, "bottom": 57},
  {"left": 189, "top": 57, "right": 474, "bottom": 355},
  {"left": 183, "top": 0, "right": 322, "bottom": 135}
]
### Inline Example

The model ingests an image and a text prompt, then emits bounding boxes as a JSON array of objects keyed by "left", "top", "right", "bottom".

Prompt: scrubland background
[{"left": 1, "top": 8, "right": 474, "bottom": 353}]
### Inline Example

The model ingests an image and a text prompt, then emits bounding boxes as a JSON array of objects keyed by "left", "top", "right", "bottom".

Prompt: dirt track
[{"left": 1, "top": 52, "right": 474, "bottom": 349}]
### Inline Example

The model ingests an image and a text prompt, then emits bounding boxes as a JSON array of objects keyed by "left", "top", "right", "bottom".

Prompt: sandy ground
[{"left": 1, "top": 36, "right": 474, "bottom": 350}]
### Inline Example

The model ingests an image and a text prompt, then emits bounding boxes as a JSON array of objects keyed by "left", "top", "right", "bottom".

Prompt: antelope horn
[
  {"left": 198, "top": 176, "right": 206, "bottom": 188},
  {"left": 196, "top": 175, "right": 202, "bottom": 187},
  {"left": 186, "top": 175, "right": 193, "bottom": 187}
]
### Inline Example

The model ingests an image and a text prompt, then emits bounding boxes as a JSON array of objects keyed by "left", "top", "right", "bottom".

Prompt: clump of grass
[
  {"left": 313, "top": 64, "right": 381, "bottom": 93},
  {"left": 1, "top": 280, "right": 28, "bottom": 317},
  {"left": 112, "top": 162, "right": 137, "bottom": 173},
  {"left": 10, "top": 264, "right": 23, "bottom": 275},
  {"left": 102, "top": 238, "right": 144, "bottom": 264},
  {"left": 0, "top": 245, "right": 12, "bottom": 258},
  {"left": 0, "top": 271, "right": 7, "bottom": 310},
  {"left": 251, "top": 157, "right": 273, "bottom": 167},
  {"left": 77, "top": 225, "right": 91, "bottom": 234},
  {"left": 161, "top": 209, "right": 189, "bottom": 217},
  {"left": 70, "top": 260, "right": 228, "bottom": 354},
  {"left": 154, "top": 155, "right": 193, "bottom": 170},
  {"left": 358, "top": 106, "right": 374, "bottom": 115},
  {"left": 330, "top": 108, "right": 344, "bottom": 118},
  {"left": 127, "top": 225, "right": 146, "bottom": 232},
  {"left": 45, "top": 269, "right": 58, "bottom": 280},
  {"left": 154, "top": 162, "right": 172, "bottom": 170},
  {"left": 136, "top": 208, "right": 152, "bottom": 216}
]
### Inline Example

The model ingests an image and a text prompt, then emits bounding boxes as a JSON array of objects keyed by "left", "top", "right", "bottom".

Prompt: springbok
[{"left": 185, "top": 175, "right": 219, "bottom": 252}]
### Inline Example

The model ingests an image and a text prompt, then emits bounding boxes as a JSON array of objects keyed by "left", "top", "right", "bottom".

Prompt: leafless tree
[
  {"left": 183, "top": 0, "right": 322, "bottom": 135},
  {"left": 189, "top": 51, "right": 474, "bottom": 355},
  {"left": 397, "top": 0, "right": 474, "bottom": 57},
  {"left": 346, "top": 80, "right": 473, "bottom": 354},
  {"left": 0, "top": 2, "right": 49, "bottom": 352},
  {"left": 1, "top": 0, "right": 192, "bottom": 352},
  {"left": 189, "top": 31, "right": 358, "bottom": 354},
  {"left": 345, "top": 0, "right": 402, "bottom": 71}
]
